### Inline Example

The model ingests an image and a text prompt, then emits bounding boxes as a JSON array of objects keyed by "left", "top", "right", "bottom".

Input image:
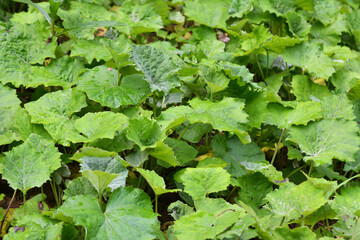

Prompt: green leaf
[
  {"left": 149, "top": 141, "right": 179, "bottom": 167},
  {"left": 184, "top": 0, "right": 232, "bottom": 29},
  {"left": 265, "top": 101, "right": 323, "bottom": 129},
  {"left": 63, "top": 176, "right": 98, "bottom": 200},
  {"left": 258, "top": 0, "right": 297, "bottom": 16},
  {"left": 320, "top": 94, "right": 356, "bottom": 120},
  {"left": 274, "top": 226, "right": 316, "bottom": 240},
  {"left": 199, "top": 60, "right": 230, "bottom": 94},
  {"left": 58, "top": 187, "right": 160, "bottom": 240},
  {"left": 0, "top": 134, "right": 61, "bottom": 193},
  {"left": 291, "top": 75, "right": 331, "bottom": 101},
  {"left": 187, "top": 97, "right": 249, "bottom": 143},
  {"left": 285, "top": 11, "right": 311, "bottom": 37},
  {"left": 78, "top": 66, "right": 150, "bottom": 108},
  {"left": 126, "top": 116, "right": 166, "bottom": 151},
  {"left": 238, "top": 25, "right": 272, "bottom": 55},
  {"left": 125, "top": 150, "right": 149, "bottom": 167},
  {"left": 288, "top": 119, "right": 360, "bottom": 165},
  {"left": 131, "top": 45, "right": 181, "bottom": 93},
  {"left": 25, "top": 88, "right": 88, "bottom": 145},
  {"left": 71, "top": 147, "right": 117, "bottom": 161},
  {"left": 228, "top": 0, "right": 254, "bottom": 18},
  {"left": 330, "top": 186, "right": 360, "bottom": 220},
  {"left": 80, "top": 156, "right": 128, "bottom": 193},
  {"left": 263, "top": 36, "right": 301, "bottom": 53},
  {"left": 74, "top": 112, "right": 128, "bottom": 142},
  {"left": 168, "top": 201, "right": 194, "bottom": 221},
  {"left": 180, "top": 123, "right": 213, "bottom": 143},
  {"left": 157, "top": 106, "right": 193, "bottom": 130},
  {"left": 137, "top": 168, "right": 179, "bottom": 195},
  {"left": 282, "top": 42, "right": 335, "bottom": 79},
  {"left": 70, "top": 39, "right": 113, "bottom": 63},
  {"left": 14, "top": 0, "right": 51, "bottom": 25},
  {"left": 178, "top": 167, "right": 231, "bottom": 199},
  {"left": 313, "top": 0, "right": 341, "bottom": 26},
  {"left": 88, "top": 132, "right": 135, "bottom": 153},
  {"left": 164, "top": 138, "right": 198, "bottom": 166}
]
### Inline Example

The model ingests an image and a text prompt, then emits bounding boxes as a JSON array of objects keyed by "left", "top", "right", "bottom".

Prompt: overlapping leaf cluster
[{"left": 1, "top": 0, "right": 360, "bottom": 239}]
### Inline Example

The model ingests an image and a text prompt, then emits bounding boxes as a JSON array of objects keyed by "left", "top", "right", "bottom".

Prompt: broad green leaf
[
  {"left": 78, "top": 66, "right": 150, "bottom": 108},
  {"left": 282, "top": 42, "right": 335, "bottom": 79},
  {"left": 25, "top": 88, "right": 88, "bottom": 145},
  {"left": 168, "top": 201, "right": 194, "bottom": 221},
  {"left": 264, "top": 101, "right": 323, "bottom": 129},
  {"left": 285, "top": 11, "right": 311, "bottom": 37},
  {"left": 313, "top": 0, "right": 341, "bottom": 26},
  {"left": 218, "top": 136, "right": 284, "bottom": 183},
  {"left": 273, "top": 226, "right": 316, "bottom": 240},
  {"left": 178, "top": 167, "right": 231, "bottom": 199},
  {"left": 198, "top": 40, "right": 225, "bottom": 59},
  {"left": 237, "top": 25, "right": 272, "bottom": 55},
  {"left": 29, "top": 56, "right": 85, "bottom": 89},
  {"left": 184, "top": 0, "right": 232, "bottom": 29},
  {"left": 180, "top": 123, "right": 213, "bottom": 143},
  {"left": 58, "top": 187, "right": 160, "bottom": 240},
  {"left": 0, "top": 84, "right": 21, "bottom": 145},
  {"left": 88, "top": 132, "right": 135, "bottom": 153},
  {"left": 157, "top": 106, "right": 193, "bottom": 130},
  {"left": 187, "top": 97, "right": 249, "bottom": 143},
  {"left": 149, "top": 141, "right": 179, "bottom": 167},
  {"left": 70, "top": 39, "right": 113, "bottom": 63},
  {"left": 228, "top": 0, "right": 254, "bottom": 18},
  {"left": 263, "top": 36, "right": 301, "bottom": 53},
  {"left": 291, "top": 75, "right": 331, "bottom": 101},
  {"left": 321, "top": 95, "right": 356, "bottom": 120},
  {"left": 125, "top": 150, "right": 149, "bottom": 167},
  {"left": 137, "top": 168, "right": 179, "bottom": 195},
  {"left": 257, "top": 0, "right": 296, "bottom": 16},
  {"left": 63, "top": 176, "right": 98, "bottom": 200},
  {"left": 131, "top": 45, "right": 180, "bottom": 93},
  {"left": 236, "top": 173, "right": 273, "bottom": 214},
  {"left": 244, "top": 90, "right": 268, "bottom": 128},
  {"left": 74, "top": 112, "right": 128, "bottom": 142},
  {"left": 196, "top": 157, "right": 229, "bottom": 168},
  {"left": 71, "top": 147, "right": 117, "bottom": 161},
  {"left": 330, "top": 186, "right": 360, "bottom": 220},
  {"left": 80, "top": 156, "right": 128, "bottom": 193},
  {"left": 164, "top": 138, "right": 198, "bottom": 166},
  {"left": 330, "top": 65, "right": 360, "bottom": 93},
  {"left": 0, "top": 134, "right": 61, "bottom": 193},
  {"left": 288, "top": 119, "right": 360, "bottom": 165},
  {"left": 126, "top": 116, "right": 166, "bottom": 151},
  {"left": 57, "top": 2, "right": 115, "bottom": 39},
  {"left": 114, "top": 2, "right": 163, "bottom": 36},
  {"left": 199, "top": 60, "right": 230, "bottom": 94}
]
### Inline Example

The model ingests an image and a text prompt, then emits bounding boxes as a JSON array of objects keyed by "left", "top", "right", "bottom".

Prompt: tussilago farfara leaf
[
  {"left": 313, "top": 0, "right": 342, "bottom": 26},
  {"left": 264, "top": 101, "right": 323, "bottom": 129},
  {"left": 285, "top": 11, "right": 311, "bottom": 37},
  {"left": 274, "top": 226, "right": 317, "bottom": 240},
  {"left": 184, "top": 0, "right": 232, "bottom": 29},
  {"left": 291, "top": 75, "right": 331, "bottom": 101},
  {"left": 71, "top": 39, "right": 113, "bottom": 63},
  {"left": 257, "top": 0, "right": 296, "bottom": 16},
  {"left": 25, "top": 88, "right": 88, "bottom": 146},
  {"left": 288, "top": 119, "right": 360, "bottom": 165},
  {"left": 137, "top": 168, "right": 179, "bottom": 195},
  {"left": 131, "top": 45, "right": 181, "bottom": 93},
  {"left": 282, "top": 42, "right": 335, "bottom": 79},
  {"left": 29, "top": 56, "right": 85, "bottom": 89},
  {"left": 126, "top": 116, "right": 166, "bottom": 151},
  {"left": 58, "top": 187, "right": 160, "bottom": 240},
  {"left": 0, "top": 134, "right": 61, "bottom": 193},
  {"left": 178, "top": 167, "right": 231, "bottom": 200},
  {"left": 78, "top": 66, "right": 150, "bottom": 108},
  {"left": 321, "top": 94, "right": 356, "bottom": 120},
  {"left": 80, "top": 156, "right": 128, "bottom": 193}
]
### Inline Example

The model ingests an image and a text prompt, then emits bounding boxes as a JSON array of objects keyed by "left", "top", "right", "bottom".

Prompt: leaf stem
[
  {"left": 254, "top": 54, "right": 265, "bottom": 81},
  {"left": 23, "top": 192, "right": 26, "bottom": 215},
  {"left": 352, "top": 217, "right": 359, "bottom": 240},
  {"left": 280, "top": 216, "right": 285, "bottom": 226},
  {"left": 178, "top": 124, "right": 191, "bottom": 140},
  {"left": 152, "top": 94, "right": 158, "bottom": 118},
  {"left": 155, "top": 194, "right": 158, "bottom": 214},
  {"left": 308, "top": 161, "right": 314, "bottom": 176},
  {"left": 271, "top": 128, "right": 286, "bottom": 165},
  {"left": 0, "top": 189, "right": 17, "bottom": 232},
  {"left": 285, "top": 165, "right": 306, "bottom": 179},
  {"left": 266, "top": 50, "right": 269, "bottom": 78}
]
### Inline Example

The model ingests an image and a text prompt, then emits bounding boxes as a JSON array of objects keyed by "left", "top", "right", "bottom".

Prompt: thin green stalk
[
  {"left": 178, "top": 124, "right": 191, "bottom": 140},
  {"left": 160, "top": 95, "right": 166, "bottom": 109},
  {"left": 51, "top": 19, "right": 55, "bottom": 37},
  {"left": 266, "top": 50, "right": 269, "bottom": 78},
  {"left": 286, "top": 165, "right": 306, "bottom": 179},
  {"left": 323, "top": 207, "right": 330, "bottom": 234},
  {"left": 155, "top": 194, "right": 158, "bottom": 214},
  {"left": 152, "top": 95, "right": 158, "bottom": 118},
  {"left": 225, "top": 187, "right": 238, "bottom": 202},
  {"left": 352, "top": 217, "right": 359, "bottom": 240},
  {"left": 50, "top": 181, "right": 60, "bottom": 207},
  {"left": 271, "top": 128, "right": 286, "bottom": 165},
  {"left": 302, "top": 215, "right": 305, "bottom": 226},
  {"left": 329, "top": 174, "right": 360, "bottom": 197},
  {"left": 0, "top": 189, "right": 17, "bottom": 232},
  {"left": 308, "top": 161, "right": 314, "bottom": 176},
  {"left": 280, "top": 216, "right": 285, "bottom": 226},
  {"left": 254, "top": 54, "right": 265, "bottom": 80}
]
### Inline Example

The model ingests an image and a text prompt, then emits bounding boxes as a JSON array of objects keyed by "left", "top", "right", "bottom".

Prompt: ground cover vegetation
[{"left": 1, "top": 0, "right": 360, "bottom": 239}]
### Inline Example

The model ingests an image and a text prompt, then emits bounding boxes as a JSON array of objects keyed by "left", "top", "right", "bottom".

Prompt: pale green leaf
[
  {"left": 321, "top": 94, "right": 356, "bottom": 120},
  {"left": 199, "top": 60, "right": 230, "bottom": 94},
  {"left": 228, "top": 0, "right": 254, "bottom": 18},
  {"left": 263, "top": 36, "right": 301, "bottom": 53},
  {"left": 74, "top": 112, "right": 128, "bottom": 142},
  {"left": 314, "top": 0, "right": 341, "bottom": 26},
  {"left": 285, "top": 11, "right": 311, "bottom": 37},
  {"left": 168, "top": 201, "right": 194, "bottom": 221},
  {"left": 58, "top": 187, "right": 159, "bottom": 240},
  {"left": 282, "top": 42, "right": 335, "bottom": 79},
  {"left": 291, "top": 75, "right": 331, "bottom": 101},
  {"left": 0, "top": 134, "right": 61, "bottom": 193},
  {"left": 131, "top": 45, "right": 180, "bottom": 93},
  {"left": 184, "top": 0, "right": 232, "bottom": 29},
  {"left": 63, "top": 176, "right": 98, "bottom": 200},
  {"left": 257, "top": 0, "right": 296, "bottom": 16},
  {"left": 274, "top": 226, "right": 316, "bottom": 240},
  {"left": 126, "top": 116, "right": 166, "bottom": 150},
  {"left": 70, "top": 39, "right": 113, "bottom": 63},
  {"left": 330, "top": 186, "right": 360, "bottom": 220},
  {"left": 29, "top": 56, "right": 85, "bottom": 89},
  {"left": 178, "top": 167, "right": 231, "bottom": 199},
  {"left": 264, "top": 101, "right": 323, "bottom": 129},
  {"left": 288, "top": 119, "right": 360, "bottom": 165},
  {"left": 137, "top": 168, "right": 179, "bottom": 195},
  {"left": 78, "top": 66, "right": 150, "bottom": 108}
]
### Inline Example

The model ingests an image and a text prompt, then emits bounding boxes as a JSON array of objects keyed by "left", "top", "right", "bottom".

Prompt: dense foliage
[{"left": 1, "top": 0, "right": 360, "bottom": 239}]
